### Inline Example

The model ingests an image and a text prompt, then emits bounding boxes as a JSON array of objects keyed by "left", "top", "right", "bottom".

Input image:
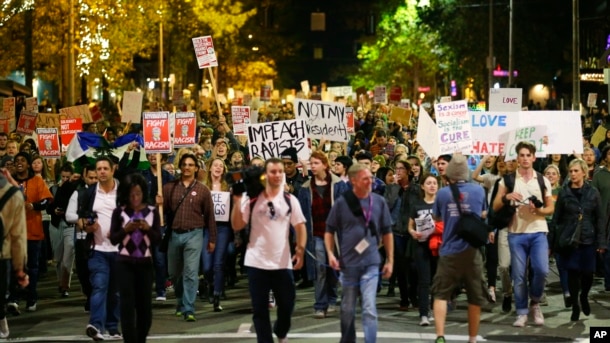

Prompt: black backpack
[
  {"left": 489, "top": 172, "right": 546, "bottom": 229},
  {"left": 242, "top": 192, "right": 292, "bottom": 247}
]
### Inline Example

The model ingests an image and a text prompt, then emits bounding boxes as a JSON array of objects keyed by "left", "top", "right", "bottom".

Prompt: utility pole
[
  {"left": 572, "top": 0, "right": 580, "bottom": 110},
  {"left": 487, "top": 0, "right": 494, "bottom": 109},
  {"left": 507, "top": 0, "right": 514, "bottom": 87},
  {"left": 68, "top": 0, "right": 75, "bottom": 106}
]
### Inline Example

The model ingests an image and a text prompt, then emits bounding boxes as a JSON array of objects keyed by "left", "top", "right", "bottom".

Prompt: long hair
[
  {"left": 203, "top": 157, "right": 229, "bottom": 191},
  {"left": 117, "top": 173, "right": 149, "bottom": 207}
]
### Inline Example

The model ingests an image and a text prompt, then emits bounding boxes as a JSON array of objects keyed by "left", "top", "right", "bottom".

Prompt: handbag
[
  {"left": 158, "top": 181, "right": 196, "bottom": 253},
  {"left": 556, "top": 209, "right": 583, "bottom": 254},
  {"left": 449, "top": 183, "right": 490, "bottom": 248}
]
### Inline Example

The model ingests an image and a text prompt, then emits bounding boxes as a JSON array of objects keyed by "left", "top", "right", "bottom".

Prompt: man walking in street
[
  {"left": 325, "top": 163, "right": 394, "bottom": 343},
  {"left": 493, "top": 141, "right": 554, "bottom": 327},
  {"left": 162, "top": 153, "right": 216, "bottom": 322},
  {"left": 231, "top": 157, "right": 307, "bottom": 343}
]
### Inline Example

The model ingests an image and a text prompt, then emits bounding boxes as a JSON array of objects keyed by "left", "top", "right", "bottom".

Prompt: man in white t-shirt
[{"left": 231, "top": 158, "right": 307, "bottom": 343}]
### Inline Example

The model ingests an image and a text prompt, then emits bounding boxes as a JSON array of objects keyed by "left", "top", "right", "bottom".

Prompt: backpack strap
[
  {"left": 535, "top": 171, "right": 547, "bottom": 197},
  {"left": 0, "top": 186, "right": 20, "bottom": 212}
]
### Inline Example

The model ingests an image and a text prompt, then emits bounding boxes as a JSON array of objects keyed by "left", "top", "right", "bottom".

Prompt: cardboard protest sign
[
  {"left": 345, "top": 107, "right": 355, "bottom": 134},
  {"left": 327, "top": 86, "right": 353, "bottom": 98},
  {"left": 247, "top": 119, "right": 309, "bottom": 162},
  {"left": 591, "top": 125, "right": 607, "bottom": 147},
  {"left": 173, "top": 112, "right": 197, "bottom": 148},
  {"left": 122, "top": 91, "right": 143, "bottom": 123},
  {"left": 301, "top": 81, "right": 310, "bottom": 96},
  {"left": 142, "top": 112, "right": 171, "bottom": 153},
  {"left": 211, "top": 191, "right": 230, "bottom": 222},
  {"left": 36, "top": 113, "right": 61, "bottom": 130},
  {"left": 260, "top": 85, "right": 271, "bottom": 102},
  {"left": 192, "top": 35, "right": 218, "bottom": 68},
  {"left": 389, "top": 86, "right": 402, "bottom": 103},
  {"left": 469, "top": 112, "right": 517, "bottom": 155},
  {"left": 587, "top": 93, "right": 598, "bottom": 107},
  {"left": 25, "top": 97, "right": 38, "bottom": 111},
  {"left": 374, "top": 86, "right": 387, "bottom": 104},
  {"left": 293, "top": 99, "right": 348, "bottom": 142},
  {"left": 16, "top": 110, "right": 37, "bottom": 135},
  {"left": 2, "top": 97, "right": 15, "bottom": 120},
  {"left": 231, "top": 106, "right": 251, "bottom": 135},
  {"left": 435, "top": 100, "right": 473, "bottom": 154},
  {"left": 489, "top": 88, "right": 522, "bottom": 112},
  {"left": 390, "top": 107, "right": 411, "bottom": 127},
  {"left": 60, "top": 105, "right": 93, "bottom": 123},
  {"left": 500, "top": 125, "right": 548, "bottom": 159},
  {"left": 416, "top": 107, "right": 440, "bottom": 158},
  {"left": 60, "top": 117, "right": 82, "bottom": 149},
  {"left": 36, "top": 128, "right": 61, "bottom": 158}
]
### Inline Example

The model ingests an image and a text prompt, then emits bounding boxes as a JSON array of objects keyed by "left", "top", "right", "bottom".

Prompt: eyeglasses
[
  {"left": 267, "top": 201, "right": 276, "bottom": 219},
  {"left": 395, "top": 166, "right": 408, "bottom": 171}
]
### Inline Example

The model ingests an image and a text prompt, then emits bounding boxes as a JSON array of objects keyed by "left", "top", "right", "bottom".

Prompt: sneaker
[
  {"left": 487, "top": 288, "right": 496, "bottom": 303},
  {"left": 7, "top": 302, "right": 20, "bottom": 316},
  {"left": 419, "top": 316, "right": 430, "bottom": 326},
  {"left": 502, "top": 295, "right": 512, "bottom": 313},
  {"left": 61, "top": 290, "right": 69, "bottom": 298},
  {"left": 86, "top": 324, "right": 105, "bottom": 341},
  {"left": 155, "top": 296, "right": 167, "bottom": 301},
  {"left": 326, "top": 305, "right": 337, "bottom": 313},
  {"left": 185, "top": 314, "right": 196, "bottom": 322},
  {"left": 512, "top": 314, "right": 528, "bottom": 327},
  {"left": 530, "top": 303, "right": 544, "bottom": 325},
  {"left": 268, "top": 291, "right": 276, "bottom": 308},
  {"left": 26, "top": 303, "right": 37, "bottom": 312},
  {"left": 0, "top": 317, "right": 9, "bottom": 338},
  {"left": 435, "top": 336, "right": 446, "bottom": 343},
  {"left": 175, "top": 310, "right": 183, "bottom": 317},
  {"left": 107, "top": 329, "right": 122, "bottom": 339},
  {"left": 313, "top": 310, "right": 325, "bottom": 319}
]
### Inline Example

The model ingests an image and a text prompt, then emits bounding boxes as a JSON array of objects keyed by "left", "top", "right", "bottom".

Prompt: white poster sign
[
  {"left": 416, "top": 107, "right": 440, "bottom": 158},
  {"left": 500, "top": 125, "right": 548, "bottom": 160},
  {"left": 247, "top": 119, "right": 309, "bottom": 162},
  {"left": 435, "top": 100, "right": 473, "bottom": 154},
  {"left": 192, "top": 35, "right": 219, "bottom": 68},
  {"left": 469, "top": 111, "right": 518, "bottom": 155},
  {"left": 374, "top": 86, "right": 387, "bottom": 104},
  {"left": 211, "top": 191, "right": 230, "bottom": 222},
  {"left": 301, "top": 81, "right": 310, "bottom": 96},
  {"left": 122, "top": 91, "right": 143, "bottom": 123},
  {"left": 293, "top": 99, "right": 348, "bottom": 142},
  {"left": 489, "top": 88, "right": 522, "bottom": 112},
  {"left": 327, "top": 86, "right": 353, "bottom": 97},
  {"left": 231, "top": 106, "right": 251, "bottom": 135}
]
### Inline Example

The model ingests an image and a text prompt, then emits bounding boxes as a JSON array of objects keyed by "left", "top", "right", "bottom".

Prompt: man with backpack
[
  {"left": 492, "top": 141, "right": 554, "bottom": 327},
  {"left": 231, "top": 157, "right": 307, "bottom": 343}
]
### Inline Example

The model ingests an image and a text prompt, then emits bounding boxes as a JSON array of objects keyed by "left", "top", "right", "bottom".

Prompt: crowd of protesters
[{"left": 0, "top": 97, "right": 608, "bottom": 343}]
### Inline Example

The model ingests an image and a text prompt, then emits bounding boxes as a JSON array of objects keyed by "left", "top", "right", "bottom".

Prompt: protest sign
[
  {"left": 346, "top": 107, "right": 355, "bottom": 134},
  {"left": 173, "top": 112, "right": 196, "bottom": 148},
  {"left": 517, "top": 111, "right": 582, "bottom": 154},
  {"left": 142, "top": 112, "right": 171, "bottom": 153},
  {"left": 2, "top": 97, "right": 15, "bottom": 120},
  {"left": 25, "top": 97, "right": 38, "bottom": 111},
  {"left": 90, "top": 105, "right": 103, "bottom": 122},
  {"left": 122, "top": 91, "right": 143, "bottom": 123},
  {"left": 0, "top": 119, "right": 8, "bottom": 133},
  {"left": 591, "top": 125, "right": 607, "bottom": 147},
  {"left": 60, "top": 105, "right": 93, "bottom": 123},
  {"left": 587, "top": 93, "right": 598, "bottom": 107},
  {"left": 500, "top": 125, "right": 548, "bottom": 159},
  {"left": 435, "top": 100, "right": 473, "bottom": 154},
  {"left": 247, "top": 119, "right": 309, "bottom": 162},
  {"left": 211, "top": 191, "right": 230, "bottom": 222},
  {"left": 374, "top": 86, "right": 387, "bottom": 104},
  {"left": 469, "top": 111, "right": 517, "bottom": 155},
  {"left": 231, "top": 106, "right": 251, "bottom": 135},
  {"left": 16, "top": 110, "right": 37, "bottom": 135},
  {"left": 389, "top": 86, "right": 402, "bottom": 103},
  {"left": 293, "top": 99, "right": 348, "bottom": 142},
  {"left": 192, "top": 35, "right": 218, "bottom": 68},
  {"left": 439, "top": 96, "right": 452, "bottom": 103},
  {"left": 60, "top": 117, "right": 82, "bottom": 149},
  {"left": 390, "top": 107, "right": 411, "bottom": 127},
  {"left": 301, "top": 81, "right": 310, "bottom": 96},
  {"left": 327, "top": 86, "right": 353, "bottom": 98},
  {"left": 250, "top": 110, "right": 259, "bottom": 124},
  {"left": 489, "top": 88, "right": 522, "bottom": 112},
  {"left": 260, "top": 85, "right": 271, "bottom": 102},
  {"left": 416, "top": 107, "right": 440, "bottom": 158},
  {"left": 36, "top": 113, "right": 61, "bottom": 130},
  {"left": 36, "top": 128, "right": 61, "bottom": 158}
]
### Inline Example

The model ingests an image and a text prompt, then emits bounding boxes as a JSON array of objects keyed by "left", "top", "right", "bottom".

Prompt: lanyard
[{"left": 361, "top": 195, "right": 373, "bottom": 228}]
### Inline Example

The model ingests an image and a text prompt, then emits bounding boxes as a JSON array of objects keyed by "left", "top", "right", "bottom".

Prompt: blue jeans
[
  {"left": 508, "top": 232, "right": 549, "bottom": 315},
  {"left": 88, "top": 250, "right": 120, "bottom": 333},
  {"left": 247, "top": 267, "right": 295, "bottom": 343},
  {"left": 340, "top": 264, "right": 379, "bottom": 343},
  {"left": 313, "top": 236, "right": 338, "bottom": 311},
  {"left": 202, "top": 225, "right": 231, "bottom": 295},
  {"left": 152, "top": 226, "right": 167, "bottom": 297},
  {"left": 167, "top": 229, "right": 203, "bottom": 315}
]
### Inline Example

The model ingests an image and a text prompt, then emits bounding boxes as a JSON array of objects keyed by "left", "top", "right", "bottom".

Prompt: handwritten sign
[
  {"left": 211, "top": 191, "right": 230, "bottom": 222},
  {"left": 469, "top": 112, "right": 517, "bottom": 155},
  {"left": 36, "top": 128, "right": 61, "bottom": 158},
  {"left": 416, "top": 107, "right": 440, "bottom": 158},
  {"left": 192, "top": 35, "right": 218, "bottom": 68},
  {"left": 293, "top": 99, "right": 348, "bottom": 142},
  {"left": 231, "top": 106, "right": 251, "bottom": 135},
  {"left": 327, "top": 86, "right": 353, "bottom": 98},
  {"left": 16, "top": 110, "right": 38, "bottom": 135},
  {"left": 248, "top": 119, "right": 309, "bottom": 162},
  {"left": 122, "top": 91, "right": 143, "bottom": 124},
  {"left": 517, "top": 111, "right": 582, "bottom": 154},
  {"left": 374, "top": 86, "right": 387, "bottom": 104},
  {"left": 60, "top": 105, "right": 93, "bottom": 123},
  {"left": 142, "top": 112, "right": 171, "bottom": 153},
  {"left": 591, "top": 125, "right": 607, "bottom": 147},
  {"left": 500, "top": 125, "right": 548, "bottom": 159},
  {"left": 36, "top": 113, "right": 62, "bottom": 130},
  {"left": 489, "top": 88, "right": 522, "bottom": 112},
  {"left": 173, "top": 112, "right": 196, "bottom": 148},
  {"left": 435, "top": 100, "right": 473, "bottom": 154}
]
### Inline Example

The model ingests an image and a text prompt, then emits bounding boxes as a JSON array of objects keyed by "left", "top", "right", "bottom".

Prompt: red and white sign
[
  {"left": 389, "top": 86, "right": 402, "bottom": 104},
  {"left": 192, "top": 36, "right": 218, "bottom": 68},
  {"left": 2, "top": 97, "right": 15, "bottom": 120},
  {"left": 231, "top": 106, "right": 251, "bottom": 135},
  {"left": 60, "top": 117, "right": 82, "bottom": 149},
  {"left": 346, "top": 106, "right": 355, "bottom": 134},
  {"left": 36, "top": 128, "right": 61, "bottom": 158},
  {"left": 60, "top": 104, "right": 93, "bottom": 123},
  {"left": 260, "top": 85, "right": 271, "bottom": 102},
  {"left": 90, "top": 105, "right": 103, "bottom": 122},
  {"left": 374, "top": 86, "right": 387, "bottom": 104},
  {"left": 0, "top": 119, "right": 9, "bottom": 133},
  {"left": 25, "top": 97, "right": 38, "bottom": 112},
  {"left": 142, "top": 112, "right": 171, "bottom": 153},
  {"left": 173, "top": 112, "right": 197, "bottom": 148},
  {"left": 16, "top": 110, "right": 38, "bottom": 135}
]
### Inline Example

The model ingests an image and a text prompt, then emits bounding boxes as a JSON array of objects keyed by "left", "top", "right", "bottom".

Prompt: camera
[
  {"left": 84, "top": 212, "right": 98, "bottom": 225},
  {"left": 528, "top": 195, "right": 543, "bottom": 208},
  {"left": 225, "top": 165, "right": 265, "bottom": 198}
]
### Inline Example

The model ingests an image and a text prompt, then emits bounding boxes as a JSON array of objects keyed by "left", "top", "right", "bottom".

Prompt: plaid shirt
[
  {"left": 163, "top": 180, "right": 217, "bottom": 243},
  {"left": 310, "top": 177, "right": 332, "bottom": 238}
]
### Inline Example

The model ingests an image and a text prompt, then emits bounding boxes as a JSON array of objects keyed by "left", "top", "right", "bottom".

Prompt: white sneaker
[
  {"left": 419, "top": 316, "right": 430, "bottom": 326},
  {"left": 313, "top": 310, "right": 325, "bottom": 319},
  {"left": 155, "top": 296, "right": 166, "bottom": 301},
  {"left": 26, "top": 303, "right": 37, "bottom": 312},
  {"left": 512, "top": 314, "right": 528, "bottom": 327},
  {"left": 531, "top": 303, "right": 544, "bottom": 325},
  {"left": 86, "top": 324, "right": 105, "bottom": 341},
  {"left": 487, "top": 288, "right": 496, "bottom": 303},
  {"left": 0, "top": 317, "right": 9, "bottom": 338},
  {"left": 326, "top": 305, "right": 337, "bottom": 313},
  {"left": 268, "top": 291, "right": 276, "bottom": 308}
]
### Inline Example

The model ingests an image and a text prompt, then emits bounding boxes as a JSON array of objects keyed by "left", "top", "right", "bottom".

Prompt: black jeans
[
  {"left": 116, "top": 260, "right": 153, "bottom": 343},
  {"left": 74, "top": 239, "right": 92, "bottom": 300},
  {"left": 0, "top": 260, "right": 8, "bottom": 319}
]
